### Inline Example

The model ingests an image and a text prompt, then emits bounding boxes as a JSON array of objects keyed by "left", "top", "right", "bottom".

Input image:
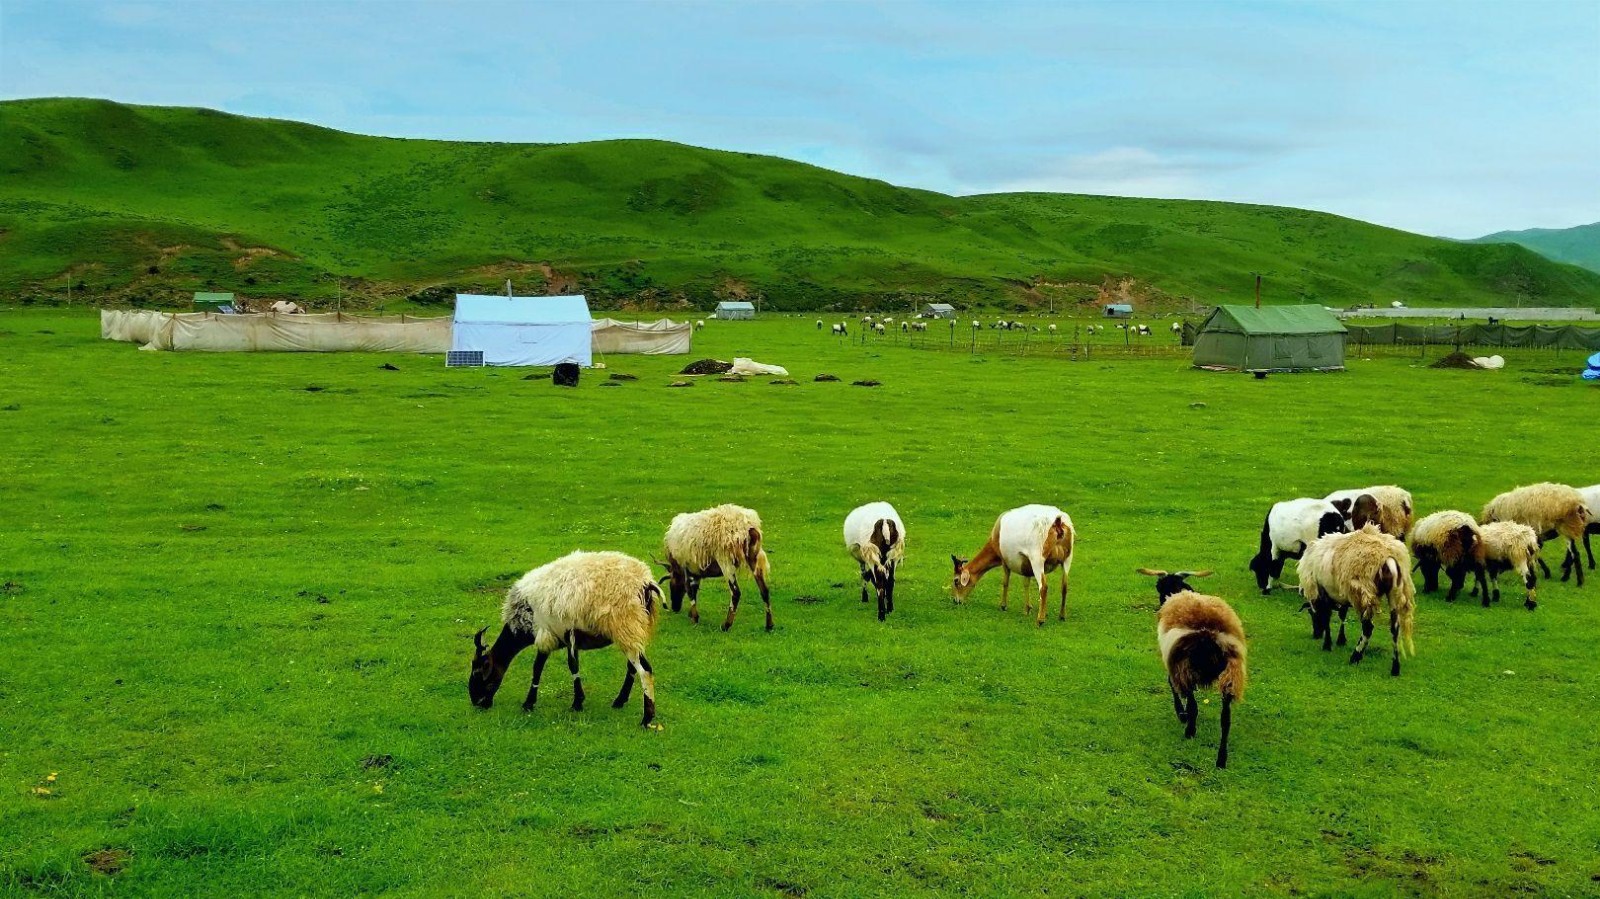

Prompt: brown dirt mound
[
  {"left": 668, "top": 381, "right": 693, "bottom": 388},
  {"left": 1430, "top": 352, "right": 1480, "bottom": 370},
  {"left": 852, "top": 379, "right": 882, "bottom": 387},
  {"left": 770, "top": 379, "right": 797, "bottom": 386},
  {"left": 813, "top": 373, "right": 840, "bottom": 382},
  {"left": 83, "top": 848, "right": 132, "bottom": 877},
  {"left": 680, "top": 359, "right": 732, "bottom": 375},
  {"left": 608, "top": 373, "right": 637, "bottom": 381}
]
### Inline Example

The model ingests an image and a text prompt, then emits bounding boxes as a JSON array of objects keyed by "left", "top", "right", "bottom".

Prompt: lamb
[
  {"left": 913, "top": 321, "right": 928, "bottom": 332},
  {"left": 1473, "top": 521, "right": 1541, "bottom": 609},
  {"left": 468, "top": 550, "right": 660, "bottom": 726},
  {"left": 695, "top": 320, "right": 705, "bottom": 329},
  {"left": 1248, "top": 498, "right": 1348, "bottom": 596},
  {"left": 1048, "top": 324, "right": 1057, "bottom": 333},
  {"left": 1408, "top": 510, "right": 1489, "bottom": 603},
  {"left": 844, "top": 502, "right": 906, "bottom": 621},
  {"left": 1480, "top": 482, "right": 1588, "bottom": 586},
  {"left": 816, "top": 319, "right": 824, "bottom": 330},
  {"left": 1137, "top": 568, "right": 1245, "bottom": 769},
  {"left": 1579, "top": 484, "right": 1599, "bottom": 570},
  {"left": 1298, "top": 525, "right": 1417, "bottom": 676},
  {"left": 661, "top": 504, "right": 774, "bottom": 631},
  {"left": 832, "top": 322, "right": 848, "bottom": 336},
  {"left": 1325, "top": 485, "right": 1414, "bottom": 538},
  {"left": 951, "top": 504, "right": 1075, "bottom": 626}
]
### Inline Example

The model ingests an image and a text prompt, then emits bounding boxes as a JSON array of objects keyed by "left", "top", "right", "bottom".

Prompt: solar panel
[{"left": 446, "top": 350, "right": 485, "bottom": 368}]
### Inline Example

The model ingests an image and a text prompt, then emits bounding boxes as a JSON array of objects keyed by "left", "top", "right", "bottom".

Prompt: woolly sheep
[
  {"left": 816, "top": 319, "right": 824, "bottom": 329},
  {"left": 1248, "top": 498, "right": 1348, "bottom": 596},
  {"left": 695, "top": 320, "right": 705, "bottom": 329},
  {"left": 1048, "top": 323, "right": 1057, "bottom": 333},
  {"left": 1578, "top": 484, "right": 1599, "bottom": 571},
  {"left": 1325, "top": 485, "right": 1414, "bottom": 538},
  {"left": 1408, "top": 510, "right": 1488, "bottom": 603},
  {"left": 469, "top": 550, "right": 661, "bottom": 725},
  {"left": 1298, "top": 525, "right": 1417, "bottom": 676},
  {"left": 662, "top": 504, "right": 774, "bottom": 631},
  {"left": 1138, "top": 568, "right": 1245, "bottom": 768},
  {"left": 1481, "top": 482, "right": 1587, "bottom": 586},
  {"left": 844, "top": 502, "right": 906, "bottom": 621},
  {"left": 1473, "top": 521, "right": 1541, "bottom": 609},
  {"left": 874, "top": 323, "right": 886, "bottom": 335},
  {"left": 951, "top": 504, "right": 1075, "bottom": 626},
  {"left": 832, "top": 322, "right": 848, "bottom": 336}
]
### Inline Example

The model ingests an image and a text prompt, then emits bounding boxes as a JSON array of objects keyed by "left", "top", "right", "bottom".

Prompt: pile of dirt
[
  {"left": 608, "top": 373, "right": 637, "bottom": 381},
  {"left": 852, "top": 379, "right": 882, "bottom": 387},
  {"left": 1430, "top": 352, "right": 1480, "bottom": 370},
  {"left": 716, "top": 374, "right": 745, "bottom": 383},
  {"left": 680, "top": 359, "right": 733, "bottom": 375},
  {"left": 668, "top": 381, "right": 693, "bottom": 388},
  {"left": 770, "top": 379, "right": 797, "bottom": 386},
  {"left": 813, "top": 373, "right": 840, "bottom": 382}
]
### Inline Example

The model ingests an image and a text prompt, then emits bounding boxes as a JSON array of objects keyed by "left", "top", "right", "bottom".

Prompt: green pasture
[{"left": 2, "top": 311, "right": 1598, "bottom": 897}]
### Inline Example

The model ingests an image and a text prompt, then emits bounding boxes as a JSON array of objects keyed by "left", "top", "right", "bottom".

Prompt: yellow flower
[
  {"left": 372, "top": 783, "right": 384, "bottom": 794},
  {"left": 46, "top": 773, "right": 57, "bottom": 782},
  {"left": 31, "top": 787, "right": 51, "bottom": 796}
]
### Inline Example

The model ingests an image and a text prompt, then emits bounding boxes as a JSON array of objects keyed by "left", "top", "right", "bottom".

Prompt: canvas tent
[
  {"left": 923, "top": 303, "right": 956, "bottom": 319},
  {"left": 714, "top": 301, "right": 755, "bottom": 320},
  {"left": 451, "top": 294, "right": 592, "bottom": 367},
  {"left": 194, "top": 292, "right": 235, "bottom": 312},
  {"left": 1103, "top": 304, "right": 1133, "bottom": 318},
  {"left": 591, "top": 318, "right": 692, "bottom": 355},
  {"left": 1193, "top": 305, "right": 1347, "bottom": 372}
]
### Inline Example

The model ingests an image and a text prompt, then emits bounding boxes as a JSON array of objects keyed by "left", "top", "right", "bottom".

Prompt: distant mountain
[
  {"left": 1469, "top": 223, "right": 1600, "bottom": 274},
  {"left": 4, "top": 97, "right": 1600, "bottom": 310}
]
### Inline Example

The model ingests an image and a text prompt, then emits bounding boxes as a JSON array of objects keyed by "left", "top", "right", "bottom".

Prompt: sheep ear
[
  {"left": 473, "top": 627, "right": 488, "bottom": 654},
  {"left": 1135, "top": 568, "right": 1167, "bottom": 577},
  {"left": 950, "top": 555, "right": 964, "bottom": 572}
]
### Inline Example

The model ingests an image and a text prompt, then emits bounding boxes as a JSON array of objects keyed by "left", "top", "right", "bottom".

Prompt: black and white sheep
[
  {"left": 662, "top": 504, "right": 774, "bottom": 631},
  {"left": 469, "top": 550, "right": 661, "bottom": 726},
  {"left": 1248, "top": 498, "right": 1348, "bottom": 595},
  {"left": 1138, "top": 567, "right": 1246, "bottom": 769},
  {"left": 844, "top": 502, "right": 906, "bottom": 621}
]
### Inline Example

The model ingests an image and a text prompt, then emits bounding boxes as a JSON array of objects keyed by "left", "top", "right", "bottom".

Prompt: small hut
[
  {"left": 923, "top": 303, "right": 956, "bottom": 319},
  {"left": 1192, "top": 305, "right": 1347, "bottom": 372},
  {"left": 714, "top": 301, "right": 755, "bottom": 320},
  {"left": 1102, "top": 304, "right": 1133, "bottom": 318}
]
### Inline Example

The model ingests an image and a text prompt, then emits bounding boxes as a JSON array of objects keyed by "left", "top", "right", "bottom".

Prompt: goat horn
[
  {"left": 1134, "top": 568, "right": 1167, "bottom": 577},
  {"left": 473, "top": 626, "right": 488, "bottom": 653},
  {"left": 1178, "top": 569, "right": 1215, "bottom": 578}
]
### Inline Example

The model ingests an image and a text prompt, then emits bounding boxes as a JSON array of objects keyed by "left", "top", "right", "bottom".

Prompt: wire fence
[{"left": 846, "top": 322, "right": 1191, "bottom": 359}]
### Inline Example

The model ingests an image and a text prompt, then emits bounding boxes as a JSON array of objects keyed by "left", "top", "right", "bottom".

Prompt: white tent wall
[
  {"left": 590, "top": 318, "right": 692, "bottom": 355},
  {"left": 451, "top": 294, "right": 593, "bottom": 366},
  {"left": 102, "top": 310, "right": 449, "bottom": 353}
]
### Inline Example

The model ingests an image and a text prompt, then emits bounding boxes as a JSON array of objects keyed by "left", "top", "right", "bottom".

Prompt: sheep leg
[
  {"left": 1058, "top": 567, "right": 1068, "bottom": 621},
  {"left": 1535, "top": 543, "right": 1551, "bottom": 579},
  {"left": 1000, "top": 568, "right": 1011, "bottom": 611},
  {"left": 1216, "top": 693, "right": 1232, "bottom": 769},
  {"left": 1475, "top": 565, "right": 1492, "bottom": 608},
  {"left": 755, "top": 567, "right": 773, "bottom": 631},
  {"left": 1336, "top": 607, "right": 1349, "bottom": 647},
  {"left": 1569, "top": 538, "right": 1584, "bottom": 586},
  {"left": 1419, "top": 555, "right": 1440, "bottom": 594},
  {"left": 1350, "top": 615, "right": 1373, "bottom": 665},
  {"left": 1585, "top": 529, "right": 1594, "bottom": 570},
  {"left": 721, "top": 574, "right": 741, "bottom": 631},
  {"left": 1313, "top": 595, "right": 1334, "bottom": 651},
  {"left": 1389, "top": 610, "right": 1401, "bottom": 677},
  {"left": 1171, "top": 682, "right": 1187, "bottom": 723},
  {"left": 522, "top": 650, "right": 551, "bottom": 711},
  {"left": 636, "top": 655, "right": 656, "bottom": 726},
  {"left": 886, "top": 563, "right": 896, "bottom": 615},
  {"left": 686, "top": 577, "right": 702, "bottom": 625},
  {"left": 1034, "top": 574, "right": 1048, "bottom": 627},
  {"left": 1445, "top": 564, "right": 1466, "bottom": 603},
  {"left": 859, "top": 561, "right": 871, "bottom": 603},
  {"left": 612, "top": 658, "right": 636, "bottom": 708},
  {"left": 1183, "top": 691, "right": 1198, "bottom": 739},
  {"left": 566, "top": 636, "right": 585, "bottom": 711}
]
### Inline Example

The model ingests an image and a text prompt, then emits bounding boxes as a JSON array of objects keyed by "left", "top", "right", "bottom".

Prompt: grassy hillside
[
  {"left": 5, "top": 97, "right": 1600, "bottom": 311},
  {"left": 1470, "top": 222, "right": 1600, "bottom": 274}
]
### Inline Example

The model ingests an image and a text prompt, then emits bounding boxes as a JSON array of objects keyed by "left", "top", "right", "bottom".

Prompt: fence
[
  {"left": 1343, "top": 323, "right": 1600, "bottom": 351},
  {"left": 859, "top": 322, "right": 1189, "bottom": 359}
]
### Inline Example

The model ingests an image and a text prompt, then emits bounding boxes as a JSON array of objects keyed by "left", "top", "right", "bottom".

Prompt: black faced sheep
[
  {"left": 1248, "top": 498, "right": 1348, "bottom": 596},
  {"left": 469, "top": 550, "right": 660, "bottom": 726},
  {"left": 1408, "top": 510, "right": 1489, "bottom": 603},
  {"left": 662, "top": 504, "right": 774, "bottom": 631},
  {"left": 1138, "top": 568, "right": 1245, "bottom": 769}
]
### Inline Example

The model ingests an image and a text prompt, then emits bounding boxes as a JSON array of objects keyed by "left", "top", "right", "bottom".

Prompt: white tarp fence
[
  {"left": 102, "top": 309, "right": 449, "bottom": 353},
  {"left": 590, "top": 317, "right": 692, "bottom": 355}
]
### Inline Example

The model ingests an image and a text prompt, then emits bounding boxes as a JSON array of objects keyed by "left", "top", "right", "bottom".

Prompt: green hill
[
  {"left": 4, "top": 97, "right": 1599, "bottom": 311},
  {"left": 1469, "top": 222, "right": 1600, "bottom": 275}
]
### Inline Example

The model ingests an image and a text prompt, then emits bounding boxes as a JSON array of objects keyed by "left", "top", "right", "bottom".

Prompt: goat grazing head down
[
  {"left": 468, "top": 626, "right": 507, "bottom": 709},
  {"left": 1137, "top": 568, "right": 1215, "bottom": 604},
  {"left": 950, "top": 555, "right": 978, "bottom": 601}
]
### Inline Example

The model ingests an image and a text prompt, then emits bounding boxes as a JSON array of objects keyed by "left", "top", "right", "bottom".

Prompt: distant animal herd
[
  {"left": 803, "top": 314, "right": 1185, "bottom": 337},
  {"left": 467, "top": 481, "right": 1596, "bottom": 767}
]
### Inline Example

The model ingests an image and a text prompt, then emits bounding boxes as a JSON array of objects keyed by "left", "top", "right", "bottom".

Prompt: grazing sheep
[
  {"left": 816, "top": 319, "right": 824, "bottom": 330},
  {"left": 269, "top": 300, "right": 305, "bottom": 314},
  {"left": 874, "top": 323, "right": 886, "bottom": 335},
  {"left": 1473, "top": 521, "right": 1541, "bottom": 609},
  {"left": 1136, "top": 324, "right": 1152, "bottom": 336},
  {"left": 844, "top": 502, "right": 906, "bottom": 621},
  {"left": 1579, "top": 484, "right": 1599, "bottom": 570},
  {"left": 1481, "top": 482, "right": 1588, "bottom": 586},
  {"left": 951, "top": 504, "right": 1075, "bottom": 626},
  {"left": 1048, "top": 323, "right": 1057, "bottom": 333},
  {"left": 1298, "top": 525, "right": 1417, "bottom": 675},
  {"left": 1248, "top": 498, "right": 1348, "bottom": 596},
  {"left": 1408, "top": 510, "right": 1489, "bottom": 603},
  {"left": 913, "top": 321, "right": 928, "bottom": 332},
  {"left": 901, "top": 321, "right": 909, "bottom": 331},
  {"left": 1325, "top": 486, "right": 1414, "bottom": 538},
  {"left": 832, "top": 322, "right": 848, "bottom": 336},
  {"left": 1171, "top": 321, "right": 1183, "bottom": 334},
  {"left": 468, "top": 550, "right": 661, "bottom": 725},
  {"left": 662, "top": 504, "right": 774, "bottom": 631},
  {"left": 1137, "top": 568, "right": 1245, "bottom": 769},
  {"left": 695, "top": 320, "right": 705, "bottom": 329}
]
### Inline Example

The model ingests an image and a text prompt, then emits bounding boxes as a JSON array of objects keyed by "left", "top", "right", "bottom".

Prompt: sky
[{"left": 1, "top": 0, "right": 1597, "bottom": 238}]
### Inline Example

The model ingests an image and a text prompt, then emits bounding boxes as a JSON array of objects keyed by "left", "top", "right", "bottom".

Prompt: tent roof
[
  {"left": 1203, "top": 304, "right": 1346, "bottom": 335},
  {"left": 1104, "top": 303, "right": 1133, "bottom": 312},
  {"left": 194, "top": 292, "right": 235, "bottom": 301},
  {"left": 925, "top": 302, "right": 955, "bottom": 310},
  {"left": 453, "top": 294, "right": 591, "bottom": 325},
  {"left": 715, "top": 301, "right": 755, "bottom": 310}
]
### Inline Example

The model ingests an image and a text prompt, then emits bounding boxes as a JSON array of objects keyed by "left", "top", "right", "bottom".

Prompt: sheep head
[
  {"left": 1136, "top": 568, "right": 1214, "bottom": 605},
  {"left": 950, "top": 555, "right": 977, "bottom": 602},
  {"left": 468, "top": 626, "right": 506, "bottom": 709}
]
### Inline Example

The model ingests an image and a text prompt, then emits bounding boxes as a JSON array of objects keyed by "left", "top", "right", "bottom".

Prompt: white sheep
[
  {"left": 1248, "top": 498, "right": 1348, "bottom": 596},
  {"left": 971, "top": 320, "right": 981, "bottom": 329},
  {"left": 695, "top": 320, "right": 705, "bottom": 329},
  {"left": 1481, "top": 482, "right": 1588, "bottom": 586},
  {"left": 1408, "top": 510, "right": 1488, "bottom": 603},
  {"left": 1325, "top": 486, "right": 1414, "bottom": 538},
  {"left": 1578, "top": 484, "right": 1599, "bottom": 571},
  {"left": 832, "top": 322, "right": 848, "bottom": 336},
  {"left": 662, "top": 504, "right": 774, "bottom": 631},
  {"left": 1474, "top": 521, "right": 1542, "bottom": 609},
  {"left": 1171, "top": 321, "right": 1183, "bottom": 334},
  {"left": 816, "top": 319, "right": 824, "bottom": 330},
  {"left": 1298, "top": 525, "right": 1417, "bottom": 676},
  {"left": 844, "top": 502, "right": 906, "bottom": 621},
  {"left": 1048, "top": 324, "right": 1057, "bottom": 333},
  {"left": 951, "top": 504, "right": 1075, "bottom": 626},
  {"left": 469, "top": 550, "right": 661, "bottom": 725},
  {"left": 874, "top": 323, "right": 886, "bottom": 335}
]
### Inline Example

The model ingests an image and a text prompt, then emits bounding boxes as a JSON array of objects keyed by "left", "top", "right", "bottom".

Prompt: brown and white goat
[
  {"left": 951, "top": 504, "right": 1075, "bottom": 626},
  {"left": 1138, "top": 568, "right": 1246, "bottom": 769}
]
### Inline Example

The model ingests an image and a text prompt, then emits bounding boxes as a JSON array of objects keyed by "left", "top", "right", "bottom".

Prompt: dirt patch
[
  {"left": 770, "top": 379, "right": 797, "bottom": 386},
  {"left": 1430, "top": 352, "right": 1481, "bottom": 369},
  {"left": 361, "top": 754, "right": 393, "bottom": 770},
  {"left": 668, "top": 381, "right": 693, "bottom": 388},
  {"left": 83, "top": 848, "right": 132, "bottom": 877},
  {"left": 716, "top": 374, "right": 745, "bottom": 383},
  {"left": 680, "top": 359, "right": 733, "bottom": 375},
  {"left": 851, "top": 379, "right": 882, "bottom": 387},
  {"left": 608, "top": 373, "right": 637, "bottom": 381},
  {"left": 792, "top": 595, "right": 823, "bottom": 604},
  {"left": 813, "top": 373, "right": 840, "bottom": 382}
]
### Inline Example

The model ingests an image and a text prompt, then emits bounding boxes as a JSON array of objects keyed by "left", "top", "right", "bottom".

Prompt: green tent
[
  {"left": 193, "top": 291, "right": 235, "bottom": 312},
  {"left": 1193, "top": 305, "right": 1347, "bottom": 372}
]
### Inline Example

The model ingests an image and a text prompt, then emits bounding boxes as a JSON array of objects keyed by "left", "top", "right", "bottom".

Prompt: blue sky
[{"left": 2, "top": 0, "right": 1596, "bottom": 237}]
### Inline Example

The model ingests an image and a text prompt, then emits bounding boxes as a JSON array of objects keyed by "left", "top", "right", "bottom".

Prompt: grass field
[
  {"left": 3, "top": 310, "right": 1599, "bottom": 897},
  {"left": 6, "top": 98, "right": 1600, "bottom": 311}
]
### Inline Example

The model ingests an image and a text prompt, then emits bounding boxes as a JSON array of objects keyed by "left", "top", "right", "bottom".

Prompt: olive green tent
[{"left": 1193, "top": 305, "right": 1346, "bottom": 372}]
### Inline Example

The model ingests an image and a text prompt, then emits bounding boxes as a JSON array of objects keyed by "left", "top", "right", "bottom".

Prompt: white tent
[{"left": 451, "top": 294, "right": 592, "bottom": 367}]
